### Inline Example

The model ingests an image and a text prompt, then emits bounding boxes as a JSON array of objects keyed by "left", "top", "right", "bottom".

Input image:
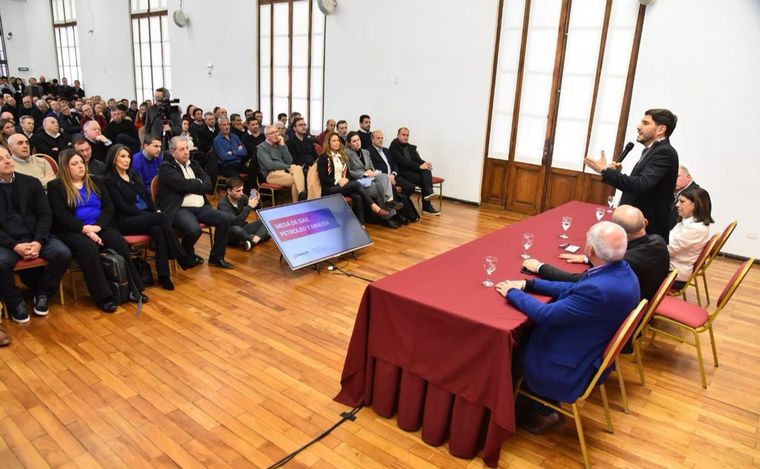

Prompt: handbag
[{"left": 132, "top": 257, "right": 154, "bottom": 286}]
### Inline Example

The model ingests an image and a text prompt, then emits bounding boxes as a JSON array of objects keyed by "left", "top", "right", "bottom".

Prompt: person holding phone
[{"left": 216, "top": 177, "right": 270, "bottom": 251}]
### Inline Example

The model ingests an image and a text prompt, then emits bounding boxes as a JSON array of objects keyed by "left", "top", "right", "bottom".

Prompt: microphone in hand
[{"left": 616, "top": 141, "right": 635, "bottom": 163}]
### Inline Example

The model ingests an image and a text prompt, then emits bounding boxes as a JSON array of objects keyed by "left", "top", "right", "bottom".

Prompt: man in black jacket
[
  {"left": 368, "top": 130, "right": 419, "bottom": 223},
  {"left": 521, "top": 205, "right": 669, "bottom": 302},
  {"left": 388, "top": 127, "right": 439, "bottom": 216},
  {"left": 157, "top": 136, "right": 233, "bottom": 269},
  {"left": 193, "top": 112, "right": 218, "bottom": 154},
  {"left": 0, "top": 146, "right": 71, "bottom": 324},
  {"left": 29, "top": 117, "right": 72, "bottom": 160},
  {"left": 585, "top": 108, "right": 679, "bottom": 241}
]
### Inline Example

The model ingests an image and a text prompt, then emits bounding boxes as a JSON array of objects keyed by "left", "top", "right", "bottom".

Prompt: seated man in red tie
[{"left": 496, "top": 222, "right": 640, "bottom": 434}]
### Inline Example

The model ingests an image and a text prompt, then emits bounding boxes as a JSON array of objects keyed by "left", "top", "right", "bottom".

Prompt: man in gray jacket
[{"left": 256, "top": 125, "right": 306, "bottom": 202}]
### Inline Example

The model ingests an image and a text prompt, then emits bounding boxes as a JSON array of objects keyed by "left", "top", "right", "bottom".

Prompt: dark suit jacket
[
  {"left": 368, "top": 145, "right": 399, "bottom": 175},
  {"left": 388, "top": 138, "right": 426, "bottom": 177},
  {"left": 193, "top": 125, "right": 218, "bottom": 153},
  {"left": 47, "top": 176, "right": 115, "bottom": 234},
  {"left": 602, "top": 138, "right": 678, "bottom": 242},
  {"left": 0, "top": 173, "right": 52, "bottom": 249},
  {"left": 507, "top": 261, "right": 641, "bottom": 403},
  {"left": 30, "top": 131, "right": 72, "bottom": 159},
  {"left": 156, "top": 158, "right": 212, "bottom": 220},
  {"left": 103, "top": 171, "right": 158, "bottom": 219},
  {"left": 538, "top": 234, "right": 669, "bottom": 301}
]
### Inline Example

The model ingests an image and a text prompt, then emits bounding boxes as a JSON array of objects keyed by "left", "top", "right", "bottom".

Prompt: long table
[{"left": 335, "top": 201, "right": 603, "bottom": 466}]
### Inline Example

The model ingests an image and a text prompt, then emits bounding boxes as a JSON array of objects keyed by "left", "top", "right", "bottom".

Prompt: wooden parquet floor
[{"left": 1, "top": 200, "right": 758, "bottom": 468}]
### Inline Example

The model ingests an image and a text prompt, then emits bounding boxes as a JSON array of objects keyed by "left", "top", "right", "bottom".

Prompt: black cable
[
  {"left": 266, "top": 406, "right": 363, "bottom": 469},
  {"left": 328, "top": 262, "right": 374, "bottom": 283}
]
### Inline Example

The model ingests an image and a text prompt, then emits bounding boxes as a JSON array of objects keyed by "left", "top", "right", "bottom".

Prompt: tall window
[
  {"left": 0, "top": 16, "right": 8, "bottom": 77},
  {"left": 51, "top": 0, "right": 81, "bottom": 82},
  {"left": 131, "top": 0, "right": 171, "bottom": 103},
  {"left": 259, "top": 0, "right": 325, "bottom": 133}
]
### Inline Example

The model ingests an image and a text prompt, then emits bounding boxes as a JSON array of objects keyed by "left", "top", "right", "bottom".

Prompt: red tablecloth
[{"left": 335, "top": 201, "right": 603, "bottom": 466}]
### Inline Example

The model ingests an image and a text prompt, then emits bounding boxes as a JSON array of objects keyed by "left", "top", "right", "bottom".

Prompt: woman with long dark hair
[
  {"left": 47, "top": 149, "right": 147, "bottom": 312},
  {"left": 103, "top": 144, "right": 194, "bottom": 290},
  {"left": 316, "top": 132, "right": 390, "bottom": 225}
]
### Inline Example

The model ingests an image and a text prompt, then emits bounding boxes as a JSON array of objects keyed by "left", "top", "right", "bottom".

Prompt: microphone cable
[{"left": 327, "top": 262, "right": 374, "bottom": 283}]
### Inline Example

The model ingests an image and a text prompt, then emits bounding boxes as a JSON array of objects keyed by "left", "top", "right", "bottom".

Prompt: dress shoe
[
  {"left": 129, "top": 292, "right": 149, "bottom": 303},
  {"left": 180, "top": 255, "right": 204, "bottom": 270},
  {"left": 298, "top": 191, "right": 308, "bottom": 201},
  {"left": 390, "top": 201, "right": 405, "bottom": 210},
  {"left": 394, "top": 214, "right": 409, "bottom": 225},
  {"left": 382, "top": 218, "right": 401, "bottom": 229},
  {"left": 522, "top": 410, "right": 566, "bottom": 435},
  {"left": 33, "top": 294, "right": 50, "bottom": 316},
  {"left": 374, "top": 207, "right": 391, "bottom": 218},
  {"left": 10, "top": 302, "right": 30, "bottom": 324},
  {"left": 208, "top": 258, "right": 234, "bottom": 269},
  {"left": 422, "top": 204, "right": 441, "bottom": 216},
  {"left": 97, "top": 298, "right": 118, "bottom": 313},
  {"left": 158, "top": 275, "right": 175, "bottom": 291},
  {"left": 0, "top": 324, "right": 11, "bottom": 346}
]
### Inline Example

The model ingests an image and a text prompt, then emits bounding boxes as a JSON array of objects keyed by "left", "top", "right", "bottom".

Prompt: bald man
[
  {"left": 28, "top": 116, "right": 71, "bottom": 160},
  {"left": 522, "top": 204, "right": 669, "bottom": 301}
]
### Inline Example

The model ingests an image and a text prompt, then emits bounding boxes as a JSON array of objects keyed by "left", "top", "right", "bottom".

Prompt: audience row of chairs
[{"left": 516, "top": 219, "right": 751, "bottom": 468}]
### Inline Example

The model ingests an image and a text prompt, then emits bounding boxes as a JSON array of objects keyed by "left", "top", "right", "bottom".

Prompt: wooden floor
[{"left": 1, "top": 200, "right": 758, "bottom": 468}]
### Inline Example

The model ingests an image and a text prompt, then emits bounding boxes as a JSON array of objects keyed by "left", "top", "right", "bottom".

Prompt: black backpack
[{"left": 100, "top": 249, "right": 131, "bottom": 304}]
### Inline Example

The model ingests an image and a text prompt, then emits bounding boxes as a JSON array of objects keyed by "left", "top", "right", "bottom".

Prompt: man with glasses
[{"left": 257, "top": 125, "right": 306, "bottom": 202}]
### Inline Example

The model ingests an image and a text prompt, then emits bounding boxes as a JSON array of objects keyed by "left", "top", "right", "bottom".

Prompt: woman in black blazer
[
  {"left": 103, "top": 144, "right": 193, "bottom": 290},
  {"left": 47, "top": 149, "right": 146, "bottom": 312}
]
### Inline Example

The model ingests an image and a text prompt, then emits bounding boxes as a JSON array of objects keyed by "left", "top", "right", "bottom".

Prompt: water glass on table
[
  {"left": 607, "top": 195, "right": 615, "bottom": 213},
  {"left": 483, "top": 256, "right": 498, "bottom": 287},
  {"left": 521, "top": 233, "right": 534, "bottom": 259},
  {"left": 595, "top": 207, "right": 605, "bottom": 222},
  {"left": 560, "top": 216, "right": 572, "bottom": 239}
]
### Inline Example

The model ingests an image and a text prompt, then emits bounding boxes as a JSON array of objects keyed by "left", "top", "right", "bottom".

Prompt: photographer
[{"left": 144, "top": 87, "right": 181, "bottom": 144}]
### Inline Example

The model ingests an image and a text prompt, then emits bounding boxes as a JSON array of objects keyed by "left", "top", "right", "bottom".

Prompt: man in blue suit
[{"left": 496, "top": 221, "right": 640, "bottom": 434}]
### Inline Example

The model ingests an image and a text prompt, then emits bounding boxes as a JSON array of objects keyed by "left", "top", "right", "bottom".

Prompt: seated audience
[
  {"left": 357, "top": 114, "right": 373, "bottom": 149},
  {"left": 669, "top": 187, "right": 714, "bottom": 285},
  {"left": 389, "top": 127, "right": 440, "bottom": 216},
  {"left": 216, "top": 177, "right": 271, "bottom": 251},
  {"left": 213, "top": 116, "right": 251, "bottom": 189},
  {"left": 671, "top": 165, "right": 710, "bottom": 230},
  {"left": 82, "top": 120, "right": 113, "bottom": 162},
  {"left": 335, "top": 120, "right": 348, "bottom": 145},
  {"left": 496, "top": 222, "right": 640, "bottom": 434},
  {"left": 18, "top": 115, "right": 35, "bottom": 140},
  {"left": 368, "top": 130, "right": 419, "bottom": 223},
  {"left": 30, "top": 116, "right": 72, "bottom": 160},
  {"left": 0, "top": 146, "right": 71, "bottom": 324},
  {"left": 73, "top": 80, "right": 85, "bottom": 98},
  {"left": 317, "top": 132, "right": 390, "bottom": 226},
  {"left": 179, "top": 117, "right": 197, "bottom": 151},
  {"left": 8, "top": 134, "right": 56, "bottom": 189},
  {"left": 59, "top": 105, "right": 81, "bottom": 134},
  {"left": 230, "top": 113, "right": 245, "bottom": 137},
  {"left": 104, "top": 104, "right": 140, "bottom": 154},
  {"left": 20, "top": 97, "right": 42, "bottom": 127},
  {"left": 103, "top": 144, "right": 194, "bottom": 290},
  {"left": 80, "top": 103, "right": 108, "bottom": 131},
  {"left": 277, "top": 113, "right": 288, "bottom": 126},
  {"left": 130, "top": 134, "right": 164, "bottom": 194},
  {"left": 144, "top": 87, "right": 181, "bottom": 139},
  {"left": 240, "top": 116, "right": 265, "bottom": 178},
  {"left": 157, "top": 136, "right": 233, "bottom": 269},
  {"left": 316, "top": 119, "right": 335, "bottom": 147},
  {"left": 1, "top": 118, "right": 15, "bottom": 140},
  {"left": 193, "top": 112, "right": 218, "bottom": 154},
  {"left": 285, "top": 116, "right": 318, "bottom": 177},
  {"left": 522, "top": 205, "right": 669, "bottom": 301},
  {"left": 257, "top": 124, "right": 307, "bottom": 202},
  {"left": 72, "top": 134, "right": 106, "bottom": 176},
  {"left": 47, "top": 149, "right": 147, "bottom": 313}
]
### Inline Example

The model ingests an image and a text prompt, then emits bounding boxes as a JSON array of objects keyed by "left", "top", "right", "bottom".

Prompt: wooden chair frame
[
  {"left": 515, "top": 300, "right": 648, "bottom": 468},
  {"left": 647, "top": 259, "right": 754, "bottom": 388}
]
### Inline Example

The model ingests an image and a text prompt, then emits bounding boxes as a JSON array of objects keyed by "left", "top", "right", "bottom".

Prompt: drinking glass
[
  {"left": 483, "top": 256, "right": 498, "bottom": 287},
  {"left": 521, "top": 233, "right": 534, "bottom": 259},
  {"left": 595, "top": 207, "right": 605, "bottom": 222},
  {"left": 607, "top": 195, "right": 615, "bottom": 213},
  {"left": 560, "top": 216, "right": 572, "bottom": 239}
]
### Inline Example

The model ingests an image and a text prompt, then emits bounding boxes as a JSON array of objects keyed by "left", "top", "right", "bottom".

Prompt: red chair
[
  {"left": 648, "top": 259, "right": 754, "bottom": 388},
  {"left": 631, "top": 270, "right": 679, "bottom": 385},
  {"left": 695, "top": 221, "right": 737, "bottom": 306},
  {"left": 257, "top": 174, "right": 287, "bottom": 207},
  {"left": 415, "top": 176, "right": 445, "bottom": 212},
  {"left": 1, "top": 259, "right": 67, "bottom": 316},
  {"left": 35, "top": 153, "right": 59, "bottom": 175},
  {"left": 515, "top": 299, "right": 648, "bottom": 469},
  {"left": 668, "top": 234, "right": 718, "bottom": 306}
]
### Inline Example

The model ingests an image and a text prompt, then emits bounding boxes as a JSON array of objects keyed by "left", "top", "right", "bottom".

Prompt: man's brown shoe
[{"left": 522, "top": 410, "right": 566, "bottom": 435}]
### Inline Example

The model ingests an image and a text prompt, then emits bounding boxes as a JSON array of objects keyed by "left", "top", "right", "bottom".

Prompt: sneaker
[
  {"left": 33, "top": 295, "right": 49, "bottom": 316},
  {"left": 241, "top": 240, "right": 253, "bottom": 251},
  {"left": 11, "top": 302, "right": 30, "bottom": 324},
  {"left": 423, "top": 205, "right": 441, "bottom": 216}
]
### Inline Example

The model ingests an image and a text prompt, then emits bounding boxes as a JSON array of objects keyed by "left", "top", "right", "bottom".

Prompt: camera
[{"left": 159, "top": 98, "right": 180, "bottom": 121}]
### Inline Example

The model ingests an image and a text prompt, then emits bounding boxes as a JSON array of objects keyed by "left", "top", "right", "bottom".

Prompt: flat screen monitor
[{"left": 256, "top": 194, "right": 373, "bottom": 270}]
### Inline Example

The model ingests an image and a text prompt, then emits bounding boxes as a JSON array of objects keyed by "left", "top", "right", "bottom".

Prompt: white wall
[
  {"left": 167, "top": 0, "right": 258, "bottom": 114},
  {"left": 0, "top": 0, "right": 57, "bottom": 81},
  {"left": 75, "top": 0, "right": 134, "bottom": 99},
  {"left": 627, "top": 0, "right": 760, "bottom": 258},
  {"left": 323, "top": 0, "right": 499, "bottom": 203}
]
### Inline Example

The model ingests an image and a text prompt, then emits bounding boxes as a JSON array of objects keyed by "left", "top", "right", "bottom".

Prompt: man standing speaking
[{"left": 585, "top": 109, "right": 679, "bottom": 242}]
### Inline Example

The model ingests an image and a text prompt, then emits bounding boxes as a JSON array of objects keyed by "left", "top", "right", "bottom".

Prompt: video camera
[{"left": 158, "top": 98, "right": 181, "bottom": 121}]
